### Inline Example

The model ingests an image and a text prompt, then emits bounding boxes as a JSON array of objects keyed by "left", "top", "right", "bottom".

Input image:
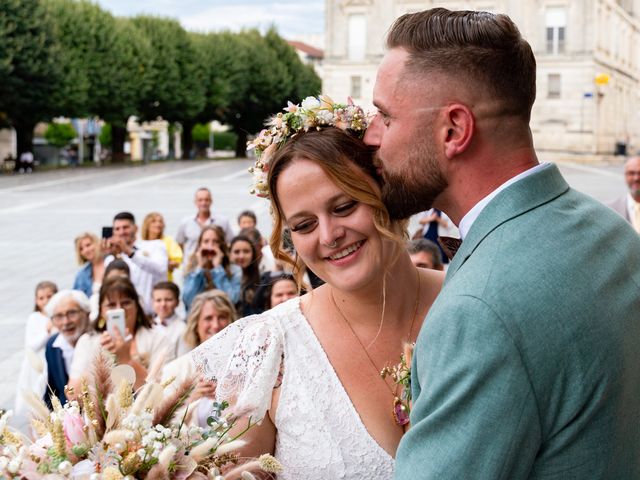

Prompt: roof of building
[{"left": 287, "top": 40, "right": 324, "bottom": 59}]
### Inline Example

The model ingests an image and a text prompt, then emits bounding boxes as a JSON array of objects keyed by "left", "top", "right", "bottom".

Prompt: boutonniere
[{"left": 381, "top": 342, "right": 414, "bottom": 425}]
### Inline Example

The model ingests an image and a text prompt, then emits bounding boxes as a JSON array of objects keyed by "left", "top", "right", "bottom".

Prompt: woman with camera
[
  {"left": 67, "top": 277, "right": 172, "bottom": 392},
  {"left": 182, "top": 225, "right": 242, "bottom": 311}
]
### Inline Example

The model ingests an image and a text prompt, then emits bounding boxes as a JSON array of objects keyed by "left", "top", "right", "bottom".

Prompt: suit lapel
[{"left": 445, "top": 164, "right": 570, "bottom": 283}]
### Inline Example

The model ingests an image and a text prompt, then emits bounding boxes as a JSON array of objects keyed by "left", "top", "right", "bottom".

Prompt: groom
[{"left": 365, "top": 8, "right": 640, "bottom": 479}]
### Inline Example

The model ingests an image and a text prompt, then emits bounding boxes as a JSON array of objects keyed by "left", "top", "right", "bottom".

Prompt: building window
[
  {"left": 350, "top": 76, "right": 362, "bottom": 99},
  {"left": 545, "top": 7, "right": 567, "bottom": 54},
  {"left": 348, "top": 14, "right": 366, "bottom": 61},
  {"left": 548, "top": 74, "right": 561, "bottom": 98}
]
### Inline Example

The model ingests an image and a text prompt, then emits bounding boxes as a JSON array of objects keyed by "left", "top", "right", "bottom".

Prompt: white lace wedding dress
[{"left": 192, "top": 297, "right": 395, "bottom": 479}]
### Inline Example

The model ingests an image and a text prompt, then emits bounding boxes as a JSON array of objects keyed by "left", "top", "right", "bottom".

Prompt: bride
[{"left": 192, "top": 97, "right": 443, "bottom": 479}]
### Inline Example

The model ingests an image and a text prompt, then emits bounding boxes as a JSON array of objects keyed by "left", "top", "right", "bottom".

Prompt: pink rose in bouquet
[{"left": 63, "top": 411, "right": 87, "bottom": 447}]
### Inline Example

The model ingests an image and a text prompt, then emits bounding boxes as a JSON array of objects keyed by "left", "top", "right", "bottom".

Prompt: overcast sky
[{"left": 97, "top": 0, "right": 325, "bottom": 43}]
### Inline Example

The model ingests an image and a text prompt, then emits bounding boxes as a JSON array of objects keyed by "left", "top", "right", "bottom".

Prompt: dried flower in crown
[{"left": 246, "top": 95, "right": 369, "bottom": 198}]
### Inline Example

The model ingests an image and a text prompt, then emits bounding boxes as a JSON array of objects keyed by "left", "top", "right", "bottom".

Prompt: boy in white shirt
[{"left": 152, "top": 281, "right": 185, "bottom": 358}]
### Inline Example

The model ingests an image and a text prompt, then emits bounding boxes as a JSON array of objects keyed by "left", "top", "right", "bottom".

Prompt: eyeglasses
[{"left": 51, "top": 309, "right": 82, "bottom": 322}]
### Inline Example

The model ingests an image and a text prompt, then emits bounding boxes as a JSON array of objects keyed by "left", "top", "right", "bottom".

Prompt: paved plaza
[{"left": 0, "top": 157, "right": 628, "bottom": 412}]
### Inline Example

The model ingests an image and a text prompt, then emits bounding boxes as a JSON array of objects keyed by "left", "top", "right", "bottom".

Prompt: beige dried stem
[
  {"left": 152, "top": 376, "right": 196, "bottom": 427},
  {"left": 145, "top": 347, "right": 167, "bottom": 384},
  {"left": 23, "top": 391, "right": 51, "bottom": 421},
  {"left": 92, "top": 350, "right": 115, "bottom": 437},
  {"left": 104, "top": 393, "right": 120, "bottom": 432}
]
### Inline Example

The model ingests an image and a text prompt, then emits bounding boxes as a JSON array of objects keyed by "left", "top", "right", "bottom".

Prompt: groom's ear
[{"left": 442, "top": 103, "right": 474, "bottom": 159}]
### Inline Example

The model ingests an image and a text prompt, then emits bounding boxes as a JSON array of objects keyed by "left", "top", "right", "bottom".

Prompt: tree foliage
[
  {"left": 0, "top": 0, "right": 62, "bottom": 154},
  {"left": 131, "top": 16, "right": 206, "bottom": 123},
  {"left": 1, "top": 2, "right": 322, "bottom": 158},
  {"left": 44, "top": 121, "right": 76, "bottom": 147},
  {"left": 215, "top": 29, "right": 322, "bottom": 156}
]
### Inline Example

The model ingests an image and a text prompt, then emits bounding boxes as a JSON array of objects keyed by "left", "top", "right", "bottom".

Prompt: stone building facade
[{"left": 323, "top": 0, "right": 640, "bottom": 155}]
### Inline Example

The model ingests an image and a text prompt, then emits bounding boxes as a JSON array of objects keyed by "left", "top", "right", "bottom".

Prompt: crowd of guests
[{"left": 14, "top": 186, "right": 447, "bottom": 425}]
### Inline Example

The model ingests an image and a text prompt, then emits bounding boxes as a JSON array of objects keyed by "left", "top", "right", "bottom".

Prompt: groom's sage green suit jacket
[{"left": 396, "top": 164, "right": 640, "bottom": 479}]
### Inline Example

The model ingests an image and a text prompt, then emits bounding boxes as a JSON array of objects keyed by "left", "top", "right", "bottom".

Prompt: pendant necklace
[{"left": 331, "top": 269, "right": 421, "bottom": 427}]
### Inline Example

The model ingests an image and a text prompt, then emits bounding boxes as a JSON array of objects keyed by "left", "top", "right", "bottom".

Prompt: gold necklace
[{"left": 330, "top": 269, "right": 421, "bottom": 427}]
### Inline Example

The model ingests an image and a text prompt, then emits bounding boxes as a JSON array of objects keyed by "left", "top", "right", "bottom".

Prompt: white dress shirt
[
  {"left": 626, "top": 194, "right": 640, "bottom": 231},
  {"left": 154, "top": 312, "right": 187, "bottom": 358},
  {"left": 105, "top": 239, "right": 168, "bottom": 314},
  {"left": 458, "top": 163, "right": 550, "bottom": 240},
  {"left": 52, "top": 333, "right": 76, "bottom": 374}
]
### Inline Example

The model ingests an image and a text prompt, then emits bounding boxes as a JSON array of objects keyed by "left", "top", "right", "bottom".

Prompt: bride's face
[{"left": 276, "top": 158, "right": 389, "bottom": 292}]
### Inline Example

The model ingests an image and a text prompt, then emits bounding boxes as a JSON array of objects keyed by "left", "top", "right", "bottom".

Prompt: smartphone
[
  {"left": 106, "top": 308, "right": 126, "bottom": 338},
  {"left": 102, "top": 226, "right": 113, "bottom": 239}
]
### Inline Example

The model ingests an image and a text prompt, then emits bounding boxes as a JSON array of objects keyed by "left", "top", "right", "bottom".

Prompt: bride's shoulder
[
  {"left": 190, "top": 298, "right": 304, "bottom": 421},
  {"left": 236, "top": 295, "right": 302, "bottom": 334},
  {"left": 190, "top": 297, "right": 302, "bottom": 378}
]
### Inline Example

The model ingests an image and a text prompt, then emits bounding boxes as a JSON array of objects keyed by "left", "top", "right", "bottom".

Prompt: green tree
[
  {"left": 44, "top": 121, "right": 76, "bottom": 147},
  {"left": 213, "top": 29, "right": 288, "bottom": 157},
  {"left": 44, "top": 1, "right": 154, "bottom": 160},
  {"left": 131, "top": 16, "right": 206, "bottom": 158},
  {"left": 0, "top": 0, "right": 62, "bottom": 155},
  {"left": 99, "top": 123, "right": 112, "bottom": 147},
  {"left": 102, "top": 18, "right": 154, "bottom": 161},
  {"left": 264, "top": 28, "right": 321, "bottom": 107},
  {"left": 214, "top": 29, "right": 322, "bottom": 157},
  {"left": 189, "top": 32, "right": 235, "bottom": 148},
  {"left": 191, "top": 123, "right": 210, "bottom": 144}
]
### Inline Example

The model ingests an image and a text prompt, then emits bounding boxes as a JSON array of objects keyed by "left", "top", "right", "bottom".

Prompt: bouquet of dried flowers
[{"left": 0, "top": 351, "right": 281, "bottom": 479}]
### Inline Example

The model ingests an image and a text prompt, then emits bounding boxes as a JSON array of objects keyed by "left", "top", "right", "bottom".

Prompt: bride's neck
[{"left": 328, "top": 252, "right": 420, "bottom": 331}]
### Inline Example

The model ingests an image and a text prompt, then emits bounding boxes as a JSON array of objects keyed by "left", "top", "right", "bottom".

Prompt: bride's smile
[{"left": 325, "top": 239, "right": 365, "bottom": 262}]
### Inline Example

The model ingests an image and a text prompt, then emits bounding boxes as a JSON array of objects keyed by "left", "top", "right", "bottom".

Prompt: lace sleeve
[{"left": 191, "top": 314, "right": 284, "bottom": 422}]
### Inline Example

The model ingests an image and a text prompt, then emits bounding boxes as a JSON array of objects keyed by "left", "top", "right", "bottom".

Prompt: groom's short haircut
[{"left": 386, "top": 8, "right": 537, "bottom": 121}]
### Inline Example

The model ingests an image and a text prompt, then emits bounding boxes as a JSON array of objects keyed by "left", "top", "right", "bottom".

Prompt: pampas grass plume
[
  {"left": 26, "top": 348, "right": 43, "bottom": 374},
  {"left": 158, "top": 444, "right": 177, "bottom": 468},
  {"left": 188, "top": 436, "right": 218, "bottom": 461},
  {"left": 23, "top": 391, "right": 51, "bottom": 420},
  {"left": 214, "top": 439, "right": 246, "bottom": 457}
]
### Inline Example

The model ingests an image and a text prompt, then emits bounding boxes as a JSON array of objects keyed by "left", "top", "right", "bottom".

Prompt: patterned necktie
[
  {"left": 634, "top": 202, "right": 640, "bottom": 233},
  {"left": 438, "top": 236, "right": 463, "bottom": 261}
]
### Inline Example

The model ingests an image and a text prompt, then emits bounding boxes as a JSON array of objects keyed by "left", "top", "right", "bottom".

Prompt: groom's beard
[{"left": 378, "top": 140, "right": 448, "bottom": 220}]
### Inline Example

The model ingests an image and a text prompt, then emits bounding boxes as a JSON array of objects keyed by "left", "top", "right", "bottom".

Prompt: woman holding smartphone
[
  {"left": 67, "top": 277, "right": 172, "bottom": 391},
  {"left": 182, "top": 225, "right": 242, "bottom": 311}
]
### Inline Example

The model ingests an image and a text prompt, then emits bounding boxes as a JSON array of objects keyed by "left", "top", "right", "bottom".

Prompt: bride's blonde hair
[{"left": 267, "top": 127, "right": 408, "bottom": 289}]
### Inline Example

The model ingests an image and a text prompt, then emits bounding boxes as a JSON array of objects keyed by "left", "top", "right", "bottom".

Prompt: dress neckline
[{"left": 283, "top": 297, "right": 396, "bottom": 462}]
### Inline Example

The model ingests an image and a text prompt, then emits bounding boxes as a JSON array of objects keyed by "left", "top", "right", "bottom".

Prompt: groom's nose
[{"left": 364, "top": 115, "right": 382, "bottom": 147}]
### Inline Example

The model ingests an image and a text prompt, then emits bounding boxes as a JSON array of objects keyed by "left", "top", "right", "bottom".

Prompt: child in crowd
[
  {"left": 14, "top": 281, "right": 58, "bottom": 421},
  {"left": 152, "top": 281, "right": 185, "bottom": 358}
]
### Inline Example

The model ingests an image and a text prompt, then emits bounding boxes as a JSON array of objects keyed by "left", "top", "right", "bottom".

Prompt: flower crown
[{"left": 247, "top": 95, "right": 369, "bottom": 198}]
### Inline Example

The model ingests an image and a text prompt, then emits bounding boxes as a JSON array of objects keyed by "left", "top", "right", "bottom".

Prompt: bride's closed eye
[
  {"left": 334, "top": 200, "right": 358, "bottom": 215},
  {"left": 291, "top": 219, "right": 316, "bottom": 234},
  {"left": 289, "top": 201, "right": 359, "bottom": 234}
]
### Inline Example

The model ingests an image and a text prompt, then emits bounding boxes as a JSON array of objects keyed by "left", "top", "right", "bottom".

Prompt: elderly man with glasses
[{"left": 43, "top": 290, "right": 91, "bottom": 409}]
